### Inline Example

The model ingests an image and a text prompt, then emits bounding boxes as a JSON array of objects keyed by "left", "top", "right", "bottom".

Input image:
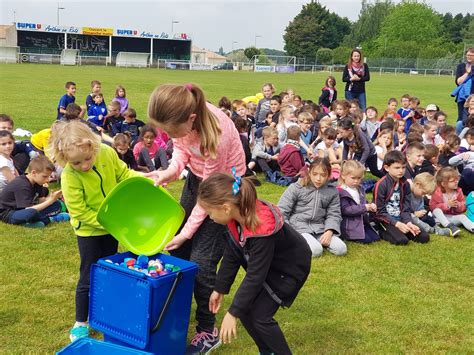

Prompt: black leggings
[
  {"left": 239, "top": 288, "right": 292, "bottom": 355},
  {"left": 170, "top": 170, "right": 226, "bottom": 333},
  {"left": 75, "top": 235, "right": 118, "bottom": 322}
]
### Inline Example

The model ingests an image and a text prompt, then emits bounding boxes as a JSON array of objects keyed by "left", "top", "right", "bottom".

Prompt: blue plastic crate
[
  {"left": 56, "top": 338, "right": 153, "bottom": 354},
  {"left": 89, "top": 252, "right": 198, "bottom": 355}
]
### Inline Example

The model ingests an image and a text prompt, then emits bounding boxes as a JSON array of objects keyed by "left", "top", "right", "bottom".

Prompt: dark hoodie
[
  {"left": 277, "top": 142, "right": 306, "bottom": 177},
  {"left": 373, "top": 173, "right": 413, "bottom": 225},
  {"left": 214, "top": 200, "right": 311, "bottom": 318}
]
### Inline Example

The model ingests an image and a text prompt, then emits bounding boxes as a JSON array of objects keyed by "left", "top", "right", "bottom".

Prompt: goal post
[
  {"left": 60, "top": 49, "right": 78, "bottom": 65},
  {"left": 116, "top": 52, "right": 150, "bottom": 68},
  {"left": 250, "top": 55, "right": 296, "bottom": 73},
  {"left": 0, "top": 46, "right": 19, "bottom": 63}
]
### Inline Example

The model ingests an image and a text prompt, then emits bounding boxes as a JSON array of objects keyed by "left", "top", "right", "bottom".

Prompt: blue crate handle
[{"left": 151, "top": 271, "right": 183, "bottom": 333}]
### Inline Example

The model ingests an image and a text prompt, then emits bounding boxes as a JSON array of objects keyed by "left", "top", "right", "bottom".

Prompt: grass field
[{"left": 0, "top": 64, "right": 473, "bottom": 354}]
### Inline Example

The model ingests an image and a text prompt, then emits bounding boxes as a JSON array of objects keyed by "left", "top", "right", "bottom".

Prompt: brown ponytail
[
  {"left": 198, "top": 173, "right": 260, "bottom": 232},
  {"left": 148, "top": 83, "right": 221, "bottom": 159}
]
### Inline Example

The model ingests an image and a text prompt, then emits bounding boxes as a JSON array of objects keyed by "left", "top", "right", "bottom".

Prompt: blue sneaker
[
  {"left": 185, "top": 328, "right": 221, "bottom": 354},
  {"left": 50, "top": 212, "right": 70, "bottom": 223},
  {"left": 23, "top": 221, "right": 45, "bottom": 228},
  {"left": 69, "top": 325, "right": 89, "bottom": 342}
]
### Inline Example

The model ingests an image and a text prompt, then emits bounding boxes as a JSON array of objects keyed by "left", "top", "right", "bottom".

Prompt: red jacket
[
  {"left": 277, "top": 144, "right": 306, "bottom": 177},
  {"left": 429, "top": 187, "right": 466, "bottom": 215}
]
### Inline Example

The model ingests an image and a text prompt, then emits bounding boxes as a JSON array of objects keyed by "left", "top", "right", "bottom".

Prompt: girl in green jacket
[{"left": 48, "top": 120, "right": 140, "bottom": 342}]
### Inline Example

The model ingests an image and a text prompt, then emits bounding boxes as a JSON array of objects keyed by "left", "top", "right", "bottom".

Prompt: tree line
[
  {"left": 236, "top": 0, "right": 472, "bottom": 68},
  {"left": 284, "top": 0, "right": 473, "bottom": 66}
]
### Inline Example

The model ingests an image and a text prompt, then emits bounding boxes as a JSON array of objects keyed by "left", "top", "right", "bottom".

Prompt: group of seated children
[
  {"left": 0, "top": 79, "right": 175, "bottom": 228},
  {"left": 56, "top": 80, "right": 171, "bottom": 173},
  {"left": 220, "top": 83, "right": 474, "bottom": 257},
  {"left": 1, "top": 79, "right": 474, "bottom": 252}
]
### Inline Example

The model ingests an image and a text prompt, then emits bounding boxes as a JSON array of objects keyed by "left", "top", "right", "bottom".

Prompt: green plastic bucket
[{"left": 97, "top": 177, "right": 185, "bottom": 256}]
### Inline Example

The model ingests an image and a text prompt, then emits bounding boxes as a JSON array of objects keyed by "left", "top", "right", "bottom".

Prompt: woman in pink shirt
[{"left": 146, "top": 83, "right": 246, "bottom": 354}]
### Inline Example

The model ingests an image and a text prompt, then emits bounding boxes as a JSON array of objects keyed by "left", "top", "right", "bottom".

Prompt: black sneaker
[
  {"left": 447, "top": 223, "right": 461, "bottom": 237},
  {"left": 186, "top": 328, "right": 221, "bottom": 354}
]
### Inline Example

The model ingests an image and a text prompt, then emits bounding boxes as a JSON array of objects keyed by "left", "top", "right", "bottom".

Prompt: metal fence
[{"left": 5, "top": 52, "right": 459, "bottom": 76}]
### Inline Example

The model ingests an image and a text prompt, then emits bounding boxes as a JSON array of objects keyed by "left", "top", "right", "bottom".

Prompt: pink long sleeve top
[{"left": 169, "top": 103, "right": 246, "bottom": 240}]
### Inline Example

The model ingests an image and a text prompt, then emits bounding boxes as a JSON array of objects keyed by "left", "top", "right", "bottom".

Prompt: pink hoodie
[{"left": 169, "top": 103, "right": 246, "bottom": 240}]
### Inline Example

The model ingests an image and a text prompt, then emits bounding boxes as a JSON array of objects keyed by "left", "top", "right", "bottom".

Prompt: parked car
[{"left": 213, "top": 62, "right": 234, "bottom": 70}]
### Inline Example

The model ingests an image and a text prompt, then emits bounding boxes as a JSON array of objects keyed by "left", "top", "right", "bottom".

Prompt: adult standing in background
[
  {"left": 454, "top": 48, "right": 474, "bottom": 134},
  {"left": 342, "top": 49, "right": 370, "bottom": 111}
]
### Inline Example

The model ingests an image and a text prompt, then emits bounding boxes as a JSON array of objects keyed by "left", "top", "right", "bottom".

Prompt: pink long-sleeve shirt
[{"left": 169, "top": 103, "right": 246, "bottom": 240}]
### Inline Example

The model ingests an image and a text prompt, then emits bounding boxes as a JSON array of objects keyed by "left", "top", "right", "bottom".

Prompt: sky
[{"left": 1, "top": 0, "right": 473, "bottom": 51}]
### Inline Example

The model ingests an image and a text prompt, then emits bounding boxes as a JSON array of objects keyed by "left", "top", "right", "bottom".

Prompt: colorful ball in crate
[
  {"left": 137, "top": 255, "right": 149, "bottom": 268},
  {"left": 125, "top": 259, "right": 136, "bottom": 267}
]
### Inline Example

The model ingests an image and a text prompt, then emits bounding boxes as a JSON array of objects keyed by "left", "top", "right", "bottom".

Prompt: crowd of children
[
  {"left": 214, "top": 81, "right": 474, "bottom": 252},
  {"left": 1, "top": 75, "right": 474, "bottom": 355}
]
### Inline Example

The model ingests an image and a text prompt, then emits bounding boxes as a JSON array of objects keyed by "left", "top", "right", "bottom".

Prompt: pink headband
[{"left": 184, "top": 83, "right": 193, "bottom": 92}]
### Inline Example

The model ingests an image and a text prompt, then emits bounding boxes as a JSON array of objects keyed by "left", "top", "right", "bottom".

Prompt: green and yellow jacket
[{"left": 61, "top": 144, "right": 140, "bottom": 237}]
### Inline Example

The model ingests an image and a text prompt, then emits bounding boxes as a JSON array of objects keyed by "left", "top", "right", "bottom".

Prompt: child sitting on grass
[
  {"left": 103, "top": 101, "right": 124, "bottom": 137},
  {"left": 449, "top": 128, "right": 474, "bottom": 195},
  {"left": 410, "top": 172, "right": 454, "bottom": 237},
  {"left": 251, "top": 126, "right": 280, "bottom": 181},
  {"left": 117, "top": 108, "right": 145, "bottom": 145},
  {"left": 419, "top": 144, "right": 440, "bottom": 175},
  {"left": 0, "top": 130, "right": 18, "bottom": 193},
  {"left": 113, "top": 133, "right": 139, "bottom": 171},
  {"left": 337, "top": 160, "right": 380, "bottom": 243},
  {"left": 133, "top": 125, "right": 169, "bottom": 172},
  {"left": 429, "top": 167, "right": 474, "bottom": 233},
  {"left": 360, "top": 106, "right": 380, "bottom": 141},
  {"left": 315, "top": 127, "right": 341, "bottom": 179},
  {"left": 373, "top": 150, "right": 430, "bottom": 245},
  {"left": 277, "top": 125, "right": 307, "bottom": 183},
  {"left": 278, "top": 157, "right": 347, "bottom": 257},
  {"left": 48, "top": 120, "right": 140, "bottom": 342},
  {"left": 0, "top": 155, "right": 69, "bottom": 228},
  {"left": 404, "top": 142, "right": 425, "bottom": 183}
]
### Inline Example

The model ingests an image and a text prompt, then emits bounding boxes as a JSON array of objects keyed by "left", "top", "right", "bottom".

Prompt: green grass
[{"left": 0, "top": 64, "right": 473, "bottom": 353}]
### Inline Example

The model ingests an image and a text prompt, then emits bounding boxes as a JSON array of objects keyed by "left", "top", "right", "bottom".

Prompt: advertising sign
[
  {"left": 16, "top": 23, "right": 80, "bottom": 34},
  {"left": 255, "top": 65, "right": 275, "bottom": 72},
  {"left": 275, "top": 65, "right": 295, "bottom": 73},
  {"left": 82, "top": 27, "right": 113, "bottom": 36},
  {"left": 16, "top": 22, "right": 191, "bottom": 41}
]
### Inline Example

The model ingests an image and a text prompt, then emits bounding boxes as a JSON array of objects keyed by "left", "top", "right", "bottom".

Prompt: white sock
[{"left": 73, "top": 321, "right": 88, "bottom": 328}]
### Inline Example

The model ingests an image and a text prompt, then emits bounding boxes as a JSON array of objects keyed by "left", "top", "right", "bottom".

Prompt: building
[
  {"left": 191, "top": 45, "right": 227, "bottom": 65},
  {"left": 3, "top": 22, "right": 192, "bottom": 64}
]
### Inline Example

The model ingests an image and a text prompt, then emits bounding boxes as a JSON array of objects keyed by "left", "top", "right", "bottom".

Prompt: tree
[
  {"left": 344, "top": 0, "right": 394, "bottom": 47},
  {"left": 283, "top": 1, "right": 351, "bottom": 58},
  {"left": 377, "top": 1, "right": 442, "bottom": 44},
  {"left": 225, "top": 49, "right": 248, "bottom": 63},
  {"left": 316, "top": 48, "right": 333, "bottom": 64},
  {"left": 441, "top": 13, "right": 472, "bottom": 44},
  {"left": 244, "top": 47, "right": 261, "bottom": 60},
  {"left": 461, "top": 17, "right": 474, "bottom": 44},
  {"left": 332, "top": 46, "right": 352, "bottom": 64}
]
